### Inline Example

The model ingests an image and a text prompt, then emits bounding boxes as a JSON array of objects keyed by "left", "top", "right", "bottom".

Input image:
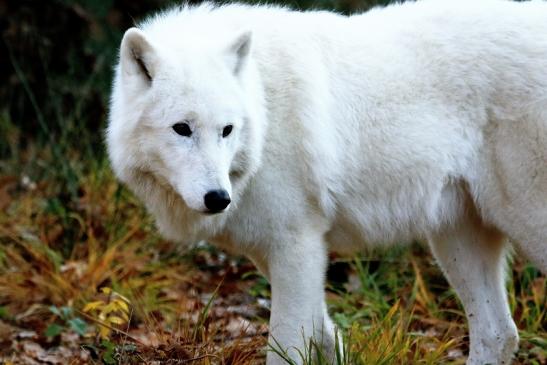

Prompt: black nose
[{"left": 204, "top": 189, "right": 231, "bottom": 213}]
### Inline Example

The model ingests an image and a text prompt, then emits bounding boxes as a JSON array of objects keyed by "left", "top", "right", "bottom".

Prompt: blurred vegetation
[
  {"left": 0, "top": 0, "right": 392, "bottom": 170},
  {"left": 0, "top": 0, "right": 545, "bottom": 364}
]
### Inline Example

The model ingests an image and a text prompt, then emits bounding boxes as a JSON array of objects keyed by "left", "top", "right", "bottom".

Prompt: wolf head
[{"left": 107, "top": 25, "right": 265, "bottom": 217}]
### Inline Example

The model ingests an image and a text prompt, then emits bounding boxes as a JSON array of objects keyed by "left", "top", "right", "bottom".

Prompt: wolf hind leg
[{"left": 428, "top": 213, "right": 518, "bottom": 365}]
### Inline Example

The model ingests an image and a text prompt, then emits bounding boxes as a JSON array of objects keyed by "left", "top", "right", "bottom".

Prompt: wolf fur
[{"left": 107, "top": 0, "right": 547, "bottom": 363}]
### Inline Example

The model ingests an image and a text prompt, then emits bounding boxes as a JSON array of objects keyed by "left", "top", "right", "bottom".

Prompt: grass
[
  {"left": 0, "top": 139, "right": 545, "bottom": 364},
  {"left": 0, "top": 160, "right": 268, "bottom": 363}
]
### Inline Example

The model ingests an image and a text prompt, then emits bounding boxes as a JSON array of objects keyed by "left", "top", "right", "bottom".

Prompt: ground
[{"left": 0, "top": 168, "right": 544, "bottom": 364}]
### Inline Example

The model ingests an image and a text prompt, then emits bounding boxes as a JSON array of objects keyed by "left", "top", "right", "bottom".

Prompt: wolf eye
[
  {"left": 222, "top": 125, "right": 233, "bottom": 138},
  {"left": 172, "top": 122, "right": 192, "bottom": 137}
]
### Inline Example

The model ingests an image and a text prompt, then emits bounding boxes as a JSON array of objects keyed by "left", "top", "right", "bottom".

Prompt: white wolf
[{"left": 107, "top": 0, "right": 547, "bottom": 363}]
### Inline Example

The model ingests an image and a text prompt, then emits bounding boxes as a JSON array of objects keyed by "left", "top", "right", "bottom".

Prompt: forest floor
[{"left": 0, "top": 166, "right": 545, "bottom": 365}]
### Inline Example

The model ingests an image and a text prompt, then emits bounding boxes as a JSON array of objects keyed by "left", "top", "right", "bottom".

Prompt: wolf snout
[{"left": 204, "top": 189, "right": 231, "bottom": 213}]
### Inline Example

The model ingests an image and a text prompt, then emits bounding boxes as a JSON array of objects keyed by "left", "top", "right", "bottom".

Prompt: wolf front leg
[
  {"left": 428, "top": 214, "right": 518, "bottom": 365},
  {"left": 264, "top": 229, "right": 337, "bottom": 365}
]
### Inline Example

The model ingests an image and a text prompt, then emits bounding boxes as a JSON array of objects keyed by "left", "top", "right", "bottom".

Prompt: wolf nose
[{"left": 204, "top": 189, "right": 231, "bottom": 213}]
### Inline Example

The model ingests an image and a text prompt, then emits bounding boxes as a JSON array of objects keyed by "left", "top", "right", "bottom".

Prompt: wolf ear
[
  {"left": 120, "top": 28, "right": 157, "bottom": 84},
  {"left": 226, "top": 30, "right": 252, "bottom": 75}
]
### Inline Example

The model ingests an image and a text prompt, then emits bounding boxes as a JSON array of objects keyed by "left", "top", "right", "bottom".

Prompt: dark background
[{"left": 0, "top": 0, "right": 392, "bottom": 165}]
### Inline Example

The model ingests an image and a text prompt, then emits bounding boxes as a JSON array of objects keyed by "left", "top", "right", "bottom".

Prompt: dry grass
[
  {"left": 0, "top": 161, "right": 545, "bottom": 364},
  {"left": 0, "top": 168, "right": 268, "bottom": 364}
]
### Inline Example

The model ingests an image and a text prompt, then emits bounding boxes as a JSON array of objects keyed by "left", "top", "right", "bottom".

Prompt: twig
[{"left": 178, "top": 353, "right": 222, "bottom": 363}]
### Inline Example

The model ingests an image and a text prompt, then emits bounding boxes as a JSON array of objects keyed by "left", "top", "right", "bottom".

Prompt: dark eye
[
  {"left": 222, "top": 125, "right": 233, "bottom": 138},
  {"left": 172, "top": 122, "right": 192, "bottom": 137}
]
